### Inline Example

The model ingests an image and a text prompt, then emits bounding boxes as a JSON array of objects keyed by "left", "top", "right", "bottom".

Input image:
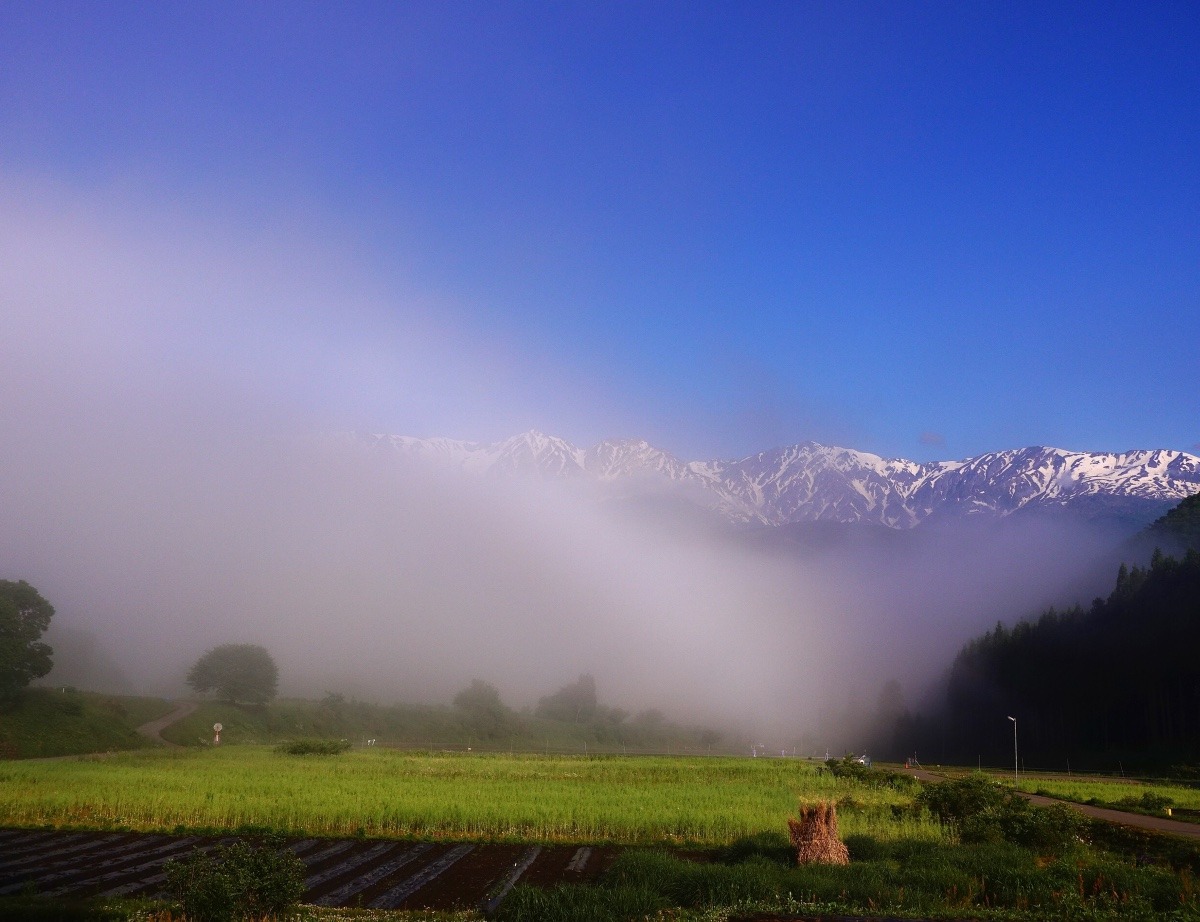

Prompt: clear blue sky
[{"left": 2, "top": 2, "right": 1197, "bottom": 461}]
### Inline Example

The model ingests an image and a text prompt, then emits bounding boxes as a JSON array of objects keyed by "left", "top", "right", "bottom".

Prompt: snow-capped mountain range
[{"left": 366, "top": 431, "right": 1200, "bottom": 529}]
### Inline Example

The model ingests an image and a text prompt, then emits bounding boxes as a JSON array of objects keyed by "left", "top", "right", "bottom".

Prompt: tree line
[{"left": 891, "top": 493, "right": 1200, "bottom": 770}]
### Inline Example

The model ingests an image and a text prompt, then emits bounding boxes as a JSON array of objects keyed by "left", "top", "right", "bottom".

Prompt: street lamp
[{"left": 1007, "top": 716, "right": 1017, "bottom": 785}]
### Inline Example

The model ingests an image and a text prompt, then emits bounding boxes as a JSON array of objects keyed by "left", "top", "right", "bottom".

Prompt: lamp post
[{"left": 1007, "top": 716, "right": 1017, "bottom": 785}]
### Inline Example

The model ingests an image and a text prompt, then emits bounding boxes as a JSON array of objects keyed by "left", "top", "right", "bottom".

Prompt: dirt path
[
  {"left": 903, "top": 767, "right": 1200, "bottom": 840},
  {"left": 135, "top": 701, "right": 198, "bottom": 748}
]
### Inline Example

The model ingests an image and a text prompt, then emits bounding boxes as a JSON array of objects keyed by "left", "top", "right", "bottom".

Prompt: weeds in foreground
[{"left": 499, "top": 841, "right": 1200, "bottom": 922}]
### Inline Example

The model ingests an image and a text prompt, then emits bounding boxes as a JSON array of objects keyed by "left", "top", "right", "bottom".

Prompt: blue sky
[{"left": 1, "top": 2, "right": 1197, "bottom": 462}]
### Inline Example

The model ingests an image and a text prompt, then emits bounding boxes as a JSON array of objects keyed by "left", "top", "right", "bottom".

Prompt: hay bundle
[{"left": 788, "top": 801, "right": 850, "bottom": 865}]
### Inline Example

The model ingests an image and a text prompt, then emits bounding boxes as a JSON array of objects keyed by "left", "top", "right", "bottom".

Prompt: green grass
[
  {"left": 158, "top": 696, "right": 732, "bottom": 756},
  {"left": 1017, "top": 773, "right": 1200, "bottom": 811},
  {"left": 0, "top": 747, "right": 942, "bottom": 847},
  {"left": 0, "top": 688, "right": 174, "bottom": 759},
  {"left": 499, "top": 843, "right": 1200, "bottom": 922},
  {"left": 3, "top": 750, "right": 1200, "bottom": 920}
]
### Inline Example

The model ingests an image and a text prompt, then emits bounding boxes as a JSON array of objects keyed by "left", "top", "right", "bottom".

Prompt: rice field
[{"left": 0, "top": 747, "right": 946, "bottom": 847}]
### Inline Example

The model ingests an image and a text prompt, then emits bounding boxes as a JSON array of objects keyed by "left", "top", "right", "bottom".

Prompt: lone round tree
[
  {"left": 187, "top": 644, "right": 278, "bottom": 706},
  {"left": 0, "top": 580, "right": 55, "bottom": 702}
]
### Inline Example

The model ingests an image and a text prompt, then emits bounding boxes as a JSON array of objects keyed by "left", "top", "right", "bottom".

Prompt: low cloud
[
  {"left": 0, "top": 179, "right": 1132, "bottom": 751},
  {"left": 918, "top": 431, "right": 946, "bottom": 447}
]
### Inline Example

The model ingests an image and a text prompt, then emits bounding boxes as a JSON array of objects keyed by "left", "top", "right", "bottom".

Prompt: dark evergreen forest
[{"left": 896, "top": 494, "right": 1200, "bottom": 770}]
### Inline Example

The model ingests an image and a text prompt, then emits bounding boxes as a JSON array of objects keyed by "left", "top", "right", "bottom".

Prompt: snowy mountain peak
[
  {"left": 491, "top": 430, "right": 585, "bottom": 477},
  {"left": 368, "top": 432, "right": 1200, "bottom": 529},
  {"left": 584, "top": 438, "right": 689, "bottom": 481}
]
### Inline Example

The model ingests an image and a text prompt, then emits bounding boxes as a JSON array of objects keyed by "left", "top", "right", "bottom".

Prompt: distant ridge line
[{"left": 364, "top": 431, "right": 1200, "bottom": 530}]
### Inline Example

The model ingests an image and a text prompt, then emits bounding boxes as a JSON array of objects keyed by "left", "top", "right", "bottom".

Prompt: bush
[
  {"left": 823, "top": 756, "right": 919, "bottom": 793},
  {"left": 164, "top": 837, "right": 304, "bottom": 921},
  {"left": 919, "top": 775, "right": 1083, "bottom": 854},
  {"left": 917, "top": 773, "right": 1007, "bottom": 822},
  {"left": 1117, "top": 791, "right": 1174, "bottom": 813},
  {"left": 275, "top": 738, "right": 350, "bottom": 755}
]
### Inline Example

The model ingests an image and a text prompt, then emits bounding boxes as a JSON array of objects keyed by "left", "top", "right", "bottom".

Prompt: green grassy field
[
  {"left": 157, "top": 697, "right": 734, "bottom": 756},
  {"left": 1017, "top": 775, "right": 1200, "bottom": 813},
  {"left": 0, "top": 688, "right": 174, "bottom": 759},
  {"left": 0, "top": 747, "right": 935, "bottom": 846},
  {"left": 3, "top": 751, "right": 1200, "bottom": 920}
]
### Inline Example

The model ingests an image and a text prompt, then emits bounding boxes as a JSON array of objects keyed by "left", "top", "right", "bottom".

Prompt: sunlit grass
[
  {"left": 0, "top": 748, "right": 947, "bottom": 847},
  {"left": 1014, "top": 776, "right": 1200, "bottom": 812}
]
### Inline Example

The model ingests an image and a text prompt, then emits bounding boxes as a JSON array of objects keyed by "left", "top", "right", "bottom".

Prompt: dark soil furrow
[
  {"left": 0, "top": 835, "right": 175, "bottom": 894},
  {"left": 43, "top": 838, "right": 204, "bottom": 897},
  {"left": 286, "top": 838, "right": 324, "bottom": 856},
  {"left": 93, "top": 838, "right": 237, "bottom": 899},
  {"left": 480, "top": 845, "right": 542, "bottom": 915},
  {"left": 0, "top": 831, "right": 92, "bottom": 864},
  {"left": 0, "top": 829, "right": 628, "bottom": 911},
  {"left": 412, "top": 842, "right": 529, "bottom": 911},
  {"left": 0, "top": 833, "right": 131, "bottom": 872},
  {"left": 311, "top": 843, "right": 431, "bottom": 906},
  {"left": 0, "top": 830, "right": 61, "bottom": 851},
  {"left": 297, "top": 839, "right": 359, "bottom": 869},
  {"left": 367, "top": 843, "right": 474, "bottom": 909},
  {"left": 301, "top": 840, "right": 395, "bottom": 894}
]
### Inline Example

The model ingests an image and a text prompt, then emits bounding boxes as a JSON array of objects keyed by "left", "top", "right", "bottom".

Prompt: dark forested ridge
[
  {"left": 901, "top": 493, "right": 1200, "bottom": 769},
  {"left": 1144, "top": 491, "right": 1200, "bottom": 556}
]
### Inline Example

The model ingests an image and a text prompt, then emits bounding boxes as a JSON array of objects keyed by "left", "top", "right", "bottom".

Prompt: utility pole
[{"left": 1007, "top": 716, "right": 1018, "bottom": 785}]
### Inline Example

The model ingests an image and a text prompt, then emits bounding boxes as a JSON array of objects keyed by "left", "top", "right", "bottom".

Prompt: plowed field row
[{"left": 0, "top": 828, "right": 618, "bottom": 912}]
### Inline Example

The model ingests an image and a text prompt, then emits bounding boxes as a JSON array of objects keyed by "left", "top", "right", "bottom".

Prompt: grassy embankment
[{"left": 0, "top": 688, "right": 173, "bottom": 759}]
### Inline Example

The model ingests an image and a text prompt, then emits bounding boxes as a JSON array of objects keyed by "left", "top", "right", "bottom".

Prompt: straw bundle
[{"left": 788, "top": 801, "right": 850, "bottom": 865}]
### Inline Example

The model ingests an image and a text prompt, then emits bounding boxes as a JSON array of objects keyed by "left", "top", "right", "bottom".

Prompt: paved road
[
  {"left": 134, "top": 701, "right": 198, "bottom": 748},
  {"left": 903, "top": 768, "right": 1200, "bottom": 840}
]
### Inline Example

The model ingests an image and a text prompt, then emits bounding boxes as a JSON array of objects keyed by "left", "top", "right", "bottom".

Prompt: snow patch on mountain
[{"left": 365, "top": 431, "right": 1200, "bottom": 528}]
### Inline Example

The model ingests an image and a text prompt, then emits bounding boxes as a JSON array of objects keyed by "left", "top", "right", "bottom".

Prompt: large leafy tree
[
  {"left": 0, "top": 580, "right": 55, "bottom": 701},
  {"left": 187, "top": 644, "right": 278, "bottom": 706},
  {"left": 535, "top": 674, "right": 597, "bottom": 723},
  {"left": 453, "top": 679, "right": 514, "bottom": 739}
]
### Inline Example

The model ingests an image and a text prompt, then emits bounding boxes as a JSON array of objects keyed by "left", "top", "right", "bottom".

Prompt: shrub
[
  {"left": 1117, "top": 791, "right": 1174, "bottom": 813},
  {"left": 919, "top": 775, "right": 1083, "bottom": 853},
  {"left": 163, "top": 837, "right": 304, "bottom": 921},
  {"left": 823, "top": 756, "right": 919, "bottom": 793},
  {"left": 918, "top": 773, "right": 1007, "bottom": 823},
  {"left": 275, "top": 738, "right": 350, "bottom": 755}
]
